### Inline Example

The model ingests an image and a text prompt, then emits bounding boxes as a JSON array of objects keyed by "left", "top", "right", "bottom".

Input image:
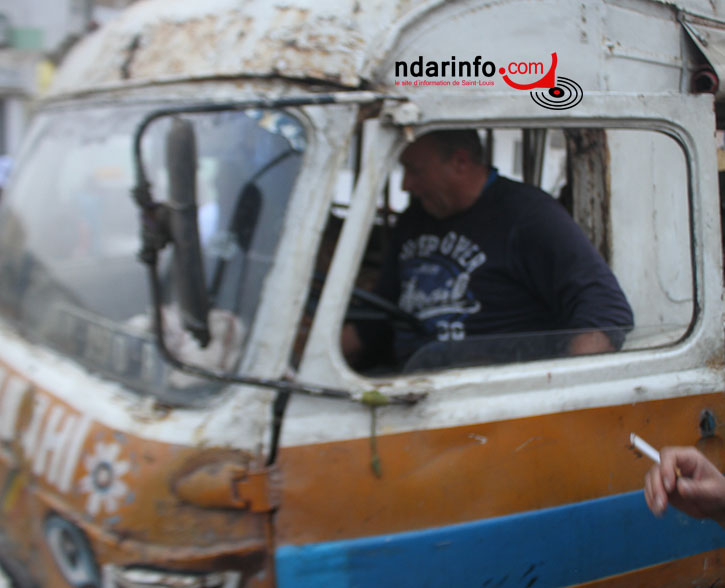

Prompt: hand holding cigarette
[{"left": 637, "top": 439, "right": 725, "bottom": 527}]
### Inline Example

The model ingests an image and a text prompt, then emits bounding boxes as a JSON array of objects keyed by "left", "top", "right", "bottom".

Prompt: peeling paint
[
  {"left": 468, "top": 433, "right": 488, "bottom": 444},
  {"left": 706, "top": 349, "right": 725, "bottom": 370},
  {"left": 51, "top": 0, "right": 421, "bottom": 96}
]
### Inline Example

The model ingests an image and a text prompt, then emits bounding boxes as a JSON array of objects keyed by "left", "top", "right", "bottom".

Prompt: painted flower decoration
[{"left": 79, "top": 441, "right": 130, "bottom": 516}]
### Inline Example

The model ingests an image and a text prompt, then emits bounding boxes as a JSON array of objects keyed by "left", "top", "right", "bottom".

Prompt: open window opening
[{"left": 307, "top": 125, "right": 693, "bottom": 376}]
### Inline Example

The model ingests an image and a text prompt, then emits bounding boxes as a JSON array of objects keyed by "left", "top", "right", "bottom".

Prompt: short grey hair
[{"left": 426, "top": 129, "right": 485, "bottom": 166}]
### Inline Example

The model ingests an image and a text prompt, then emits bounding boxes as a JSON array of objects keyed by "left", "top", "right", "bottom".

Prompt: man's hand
[
  {"left": 568, "top": 330, "right": 614, "bottom": 355},
  {"left": 644, "top": 446, "right": 725, "bottom": 527},
  {"left": 341, "top": 323, "right": 364, "bottom": 367}
]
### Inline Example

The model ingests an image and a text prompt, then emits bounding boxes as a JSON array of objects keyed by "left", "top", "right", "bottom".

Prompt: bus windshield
[{"left": 0, "top": 103, "right": 306, "bottom": 404}]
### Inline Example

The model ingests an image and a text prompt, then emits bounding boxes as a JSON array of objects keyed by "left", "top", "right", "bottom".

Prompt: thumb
[
  {"left": 676, "top": 476, "right": 703, "bottom": 500},
  {"left": 676, "top": 477, "right": 694, "bottom": 495}
]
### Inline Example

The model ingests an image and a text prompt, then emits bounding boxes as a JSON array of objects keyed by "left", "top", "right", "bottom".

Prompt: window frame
[{"left": 296, "top": 94, "right": 721, "bottom": 419}]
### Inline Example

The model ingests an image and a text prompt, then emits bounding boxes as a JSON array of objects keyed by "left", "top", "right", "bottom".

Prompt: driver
[{"left": 342, "top": 129, "right": 633, "bottom": 371}]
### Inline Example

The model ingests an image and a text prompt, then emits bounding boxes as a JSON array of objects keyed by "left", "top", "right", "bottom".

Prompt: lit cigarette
[{"left": 630, "top": 433, "right": 660, "bottom": 464}]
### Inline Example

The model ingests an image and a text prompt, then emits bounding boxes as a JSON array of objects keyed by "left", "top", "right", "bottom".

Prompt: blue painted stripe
[{"left": 275, "top": 491, "right": 725, "bottom": 587}]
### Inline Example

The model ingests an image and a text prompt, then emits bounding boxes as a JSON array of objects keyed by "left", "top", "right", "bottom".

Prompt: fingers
[
  {"left": 645, "top": 446, "right": 725, "bottom": 523},
  {"left": 644, "top": 446, "right": 700, "bottom": 517},
  {"left": 658, "top": 449, "right": 684, "bottom": 494},
  {"left": 663, "top": 446, "right": 723, "bottom": 482},
  {"left": 674, "top": 459, "right": 725, "bottom": 503},
  {"left": 659, "top": 446, "right": 702, "bottom": 480},
  {"left": 644, "top": 463, "right": 668, "bottom": 516}
]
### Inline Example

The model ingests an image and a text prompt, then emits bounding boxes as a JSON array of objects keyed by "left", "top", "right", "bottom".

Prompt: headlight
[{"left": 44, "top": 514, "right": 101, "bottom": 588}]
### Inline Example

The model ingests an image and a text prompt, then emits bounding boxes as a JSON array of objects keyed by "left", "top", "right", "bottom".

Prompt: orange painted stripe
[
  {"left": 275, "top": 392, "right": 725, "bottom": 545},
  {"left": 574, "top": 547, "right": 725, "bottom": 587}
]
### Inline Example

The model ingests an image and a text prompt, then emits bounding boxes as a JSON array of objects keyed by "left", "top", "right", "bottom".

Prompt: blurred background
[{"left": 0, "top": 0, "right": 137, "bottom": 187}]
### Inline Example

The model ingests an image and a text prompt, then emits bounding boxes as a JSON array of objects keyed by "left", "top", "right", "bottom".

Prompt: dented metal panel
[{"left": 0, "top": 349, "right": 272, "bottom": 584}]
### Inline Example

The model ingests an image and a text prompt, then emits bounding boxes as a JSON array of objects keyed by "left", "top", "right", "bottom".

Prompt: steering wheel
[{"left": 308, "top": 272, "right": 425, "bottom": 333}]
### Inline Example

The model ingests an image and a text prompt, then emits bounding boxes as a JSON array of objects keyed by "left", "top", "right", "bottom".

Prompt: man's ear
[{"left": 450, "top": 148, "right": 472, "bottom": 172}]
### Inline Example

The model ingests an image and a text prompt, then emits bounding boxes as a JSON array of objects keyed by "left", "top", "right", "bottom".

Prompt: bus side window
[{"left": 340, "top": 127, "right": 692, "bottom": 375}]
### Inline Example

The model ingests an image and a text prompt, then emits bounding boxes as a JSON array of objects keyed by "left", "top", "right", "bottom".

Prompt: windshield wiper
[{"left": 129, "top": 94, "right": 424, "bottom": 407}]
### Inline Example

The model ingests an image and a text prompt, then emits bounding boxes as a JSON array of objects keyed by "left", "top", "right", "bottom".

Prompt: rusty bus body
[{"left": 2, "top": 0, "right": 725, "bottom": 585}]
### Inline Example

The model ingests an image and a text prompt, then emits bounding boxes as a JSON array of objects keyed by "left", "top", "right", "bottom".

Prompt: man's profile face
[{"left": 400, "top": 135, "right": 459, "bottom": 219}]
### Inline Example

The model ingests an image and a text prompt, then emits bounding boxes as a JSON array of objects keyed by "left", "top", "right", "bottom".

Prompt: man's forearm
[
  {"left": 568, "top": 330, "right": 615, "bottom": 355},
  {"left": 341, "top": 323, "right": 364, "bottom": 367}
]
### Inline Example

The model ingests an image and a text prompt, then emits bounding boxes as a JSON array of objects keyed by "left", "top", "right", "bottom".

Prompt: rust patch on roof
[
  {"left": 128, "top": 14, "right": 255, "bottom": 80},
  {"left": 252, "top": 7, "right": 367, "bottom": 85},
  {"left": 51, "top": 0, "right": 416, "bottom": 95}
]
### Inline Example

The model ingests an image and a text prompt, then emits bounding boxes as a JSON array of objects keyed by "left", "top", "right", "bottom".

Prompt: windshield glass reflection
[{"left": 0, "top": 104, "right": 305, "bottom": 403}]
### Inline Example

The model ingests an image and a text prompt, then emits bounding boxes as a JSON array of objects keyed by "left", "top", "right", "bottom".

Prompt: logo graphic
[
  {"left": 392, "top": 52, "right": 583, "bottom": 110},
  {"left": 500, "top": 52, "right": 583, "bottom": 110}
]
